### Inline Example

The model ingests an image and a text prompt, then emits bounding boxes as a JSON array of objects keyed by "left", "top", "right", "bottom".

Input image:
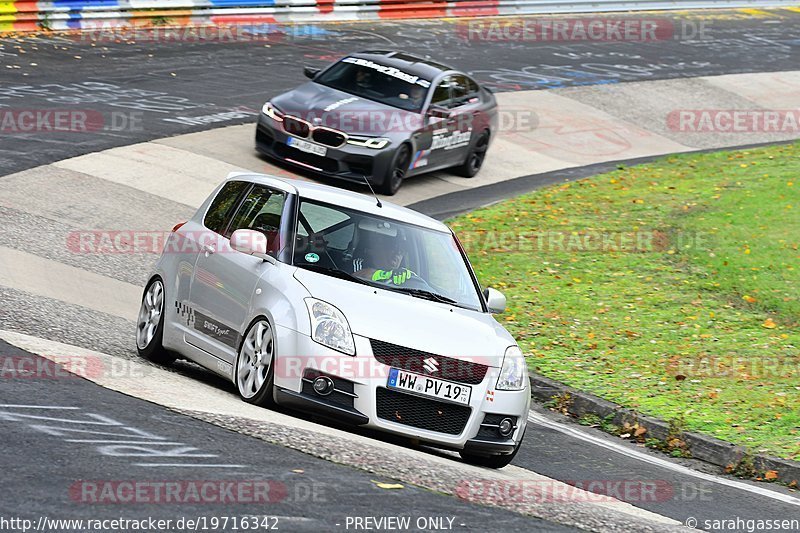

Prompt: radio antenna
[{"left": 360, "top": 174, "right": 382, "bottom": 208}]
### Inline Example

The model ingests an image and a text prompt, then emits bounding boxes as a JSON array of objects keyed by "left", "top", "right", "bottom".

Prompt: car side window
[
  {"left": 430, "top": 78, "right": 452, "bottom": 108},
  {"left": 451, "top": 75, "right": 480, "bottom": 108},
  {"left": 225, "top": 185, "right": 286, "bottom": 254},
  {"left": 204, "top": 180, "right": 249, "bottom": 234}
]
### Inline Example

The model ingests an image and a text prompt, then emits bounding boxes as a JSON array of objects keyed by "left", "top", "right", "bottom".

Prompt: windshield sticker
[
  {"left": 342, "top": 57, "right": 432, "bottom": 89},
  {"left": 305, "top": 253, "right": 320, "bottom": 263}
]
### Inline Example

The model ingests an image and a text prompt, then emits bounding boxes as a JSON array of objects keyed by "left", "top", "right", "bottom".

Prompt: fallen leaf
[
  {"left": 764, "top": 470, "right": 778, "bottom": 481},
  {"left": 372, "top": 480, "right": 404, "bottom": 490},
  {"left": 762, "top": 318, "right": 777, "bottom": 329},
  {"left": 292, "top": 469, "right": 304, "bottom": 474},
  {"left": 742, "top": 295, "right": 757, "bottom": 303}
]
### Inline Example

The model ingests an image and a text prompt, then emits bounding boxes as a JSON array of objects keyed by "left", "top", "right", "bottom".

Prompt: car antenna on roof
[{"left": 360, "top": 174, "right": 382, "bottom": 208}]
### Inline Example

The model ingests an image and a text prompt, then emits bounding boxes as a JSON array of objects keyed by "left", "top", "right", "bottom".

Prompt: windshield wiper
[
  {"left": 298, "top": 264, "right": 372, "bottom": 286},
  {"left": 389, "top": 287, "right": 458, "bottom": 305}
]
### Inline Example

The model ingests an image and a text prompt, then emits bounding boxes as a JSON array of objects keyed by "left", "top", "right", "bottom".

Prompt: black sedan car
[{"left": 255, "top": 51, "right": 498, "bottom": 195}]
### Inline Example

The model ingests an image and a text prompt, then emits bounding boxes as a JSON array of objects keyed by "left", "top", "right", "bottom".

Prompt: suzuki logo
[{"left": 423, "top": 357, "right": 439, "bottom": 374}]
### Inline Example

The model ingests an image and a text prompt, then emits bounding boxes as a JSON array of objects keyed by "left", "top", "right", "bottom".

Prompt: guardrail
[{"left": 1, "top": 0, "right": 797, "bottom": 32}]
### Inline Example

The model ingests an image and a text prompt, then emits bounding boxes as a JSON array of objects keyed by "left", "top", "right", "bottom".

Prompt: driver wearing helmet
[{"left": 353, "top": 237, "right": 415, "bottom": 285}]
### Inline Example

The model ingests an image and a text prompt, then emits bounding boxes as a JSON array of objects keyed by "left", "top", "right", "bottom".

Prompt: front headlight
[
  {"left": 261, "top": 101, "right": 283, "bottom": 122},
  {"left": 346, "top": 137, "right": 391, "bottom": 149},
  {"left": 496, "top": 345, "right": 526, "bottom": 390},
  {"left": 305, "top": 298, "right": 355, "bottom": 355}
]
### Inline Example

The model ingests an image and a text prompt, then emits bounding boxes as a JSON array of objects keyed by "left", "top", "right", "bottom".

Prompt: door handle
[{"left": 202, "top": 243, "right": 215, "bottom": 255}]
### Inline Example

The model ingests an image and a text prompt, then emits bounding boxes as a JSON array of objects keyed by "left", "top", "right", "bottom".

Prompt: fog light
[
  {"left": 313, "top": 376, "right": 334, "bottom": 396},
  {"left": 498, "top": 418, "right": 514, "bottom": 437}
]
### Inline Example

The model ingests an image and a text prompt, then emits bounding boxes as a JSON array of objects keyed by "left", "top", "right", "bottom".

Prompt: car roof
[
  {"left": 225, "top": 172, "right": 451, "bottom": 233},
  {"left": 347, "top": 50, "right": 456, "bottom": 81}
]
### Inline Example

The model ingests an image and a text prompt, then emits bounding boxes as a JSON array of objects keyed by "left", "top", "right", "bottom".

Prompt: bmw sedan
[
  {"left": 137, "top": 172, "right": 529, "bottom": 468},
  {"left": 255, "top": 50, "right": 498, "bottom": 195}
]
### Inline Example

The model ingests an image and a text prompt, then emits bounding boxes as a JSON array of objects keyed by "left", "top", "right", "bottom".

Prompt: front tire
[
  {"left": 454, "top": 130, "right": 489, "bottom": 178},
  {"left": 377, "top": 144, "right": 411, "bottom": 196},
  {"left": 136, "top": 278, "right": 175, "bottom": 364},
  {"left": 235, "top": 318, "right": 276, "bottom": 407}
]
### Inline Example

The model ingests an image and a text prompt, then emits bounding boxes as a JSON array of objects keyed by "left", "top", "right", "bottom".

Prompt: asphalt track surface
[
  {"left": 2, "top": 9, "right": 800, "bottom": 532},
  {"left": 1, "top": 10, "right": 799, "bottom": 176},
  {"left": 0, "top": 339, "right": 573, "bottom": 532}
]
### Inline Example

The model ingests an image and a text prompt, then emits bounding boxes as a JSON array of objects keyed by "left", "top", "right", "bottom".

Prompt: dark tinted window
[
  {"left": 451, "top": 75, "right": 480, "bottom": 108},
  {"left": 227, "top": 186, "right": 285, "bottom": 237},
  {"left": 204, "top": 180, "right": 249, "bottom": 234},
  {"left": 431, "top": 78, "right": 451, "bottom": 108},
  {"left": 226, "top": 185, "right": 287, "bottom": 256}
]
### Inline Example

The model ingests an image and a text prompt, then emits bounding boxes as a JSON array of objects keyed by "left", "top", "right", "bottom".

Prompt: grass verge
[{"left": 450, "top": 142, "right": 799, "bottom": 461}]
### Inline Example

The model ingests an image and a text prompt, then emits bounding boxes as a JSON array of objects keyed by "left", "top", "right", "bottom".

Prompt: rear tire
[
  {"left": 377, "top": 144, "right": 411, "bottom": 196},
  {"left": 454, "top": 130, "right": 489, "bottom": 178},
  {"left": 136, "top": 278, "right": 176, "bottom": 365},
  {"left": 235, "top": 318, "right": 276, "bottom": 407}
]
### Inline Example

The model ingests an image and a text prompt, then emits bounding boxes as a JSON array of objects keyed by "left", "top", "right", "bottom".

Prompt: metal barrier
[{"left": 1, "top": 0, "right": 797, "bottom": 32}]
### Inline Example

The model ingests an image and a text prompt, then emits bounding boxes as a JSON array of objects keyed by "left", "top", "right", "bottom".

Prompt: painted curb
[{"left": 529, "top": 373, "right": 800, "bottom": 486}]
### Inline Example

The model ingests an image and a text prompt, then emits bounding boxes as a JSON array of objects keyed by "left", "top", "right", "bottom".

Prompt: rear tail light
[{"left": 172, "top": 221, "right": 186, "bottom": 233}]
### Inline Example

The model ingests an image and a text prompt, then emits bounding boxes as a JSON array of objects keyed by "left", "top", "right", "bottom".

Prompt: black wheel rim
[
  {"left": 469, "top": 134, "right": 489, "bottom": 173},
  {"left": 392, "top": 147, "right": 410, "bottom": 190}
]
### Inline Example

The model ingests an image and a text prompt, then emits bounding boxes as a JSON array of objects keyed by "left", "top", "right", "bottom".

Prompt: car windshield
[
  {"left": 292, "top": 198, "right": 483, "bottom": 311},
  {"left": 314, "top": 57, "right": 431, "bottom": 113}
]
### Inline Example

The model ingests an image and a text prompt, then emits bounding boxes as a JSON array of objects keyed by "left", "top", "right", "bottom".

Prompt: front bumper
[
  {"left": 272, "top": 325, "right": 530, "bottom": 454},
  {"left": 255, "top": 114, "right": 398, "bottom": 187}
]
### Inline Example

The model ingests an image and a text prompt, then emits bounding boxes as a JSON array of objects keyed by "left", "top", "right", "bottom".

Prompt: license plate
[
  {"left": 387, "top": 368, "right": 471, "bottom": 405},
  {"left": 287, "top": 136, "right": 327, "bottom": 156}
]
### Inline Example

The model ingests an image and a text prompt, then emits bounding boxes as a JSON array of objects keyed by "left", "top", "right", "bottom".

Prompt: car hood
[
  {"left": 271, "top": 82, "right": 423, "bottom": 136},
  {"left": 294, "top": 268, "right": 514, "bottom": 368}
]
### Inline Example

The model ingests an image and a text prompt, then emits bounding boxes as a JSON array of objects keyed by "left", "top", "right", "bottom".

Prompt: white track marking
[
  {"left": 134, "top": 463, "right": 247, "bottom": 468},
  {"left": 0, "top": 405, "right": 79, "bottom": 409},
  {"left": 528, "top": 411, "right": 800, "bottom": 507}
]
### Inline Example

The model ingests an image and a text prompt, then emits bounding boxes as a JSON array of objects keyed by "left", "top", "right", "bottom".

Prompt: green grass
[{"left": 450, "top": 142, "right": 800, "bottom": 461}]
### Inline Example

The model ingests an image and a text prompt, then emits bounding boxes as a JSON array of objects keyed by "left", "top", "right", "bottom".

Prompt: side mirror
[
  {"left": 426, "top": 105, "right": 451, "bottom": 119},
  {"left": 484, "top": 287, "right": 506, "bottom": 314},
  {"left": 303, "top": 66, "right": 320, "bottom": 80},
  {"left": 230, "top": 229, "right": 268, "bottom": 256}
]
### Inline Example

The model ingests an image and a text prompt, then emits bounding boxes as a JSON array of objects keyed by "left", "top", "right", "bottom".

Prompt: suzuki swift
[{"left": 136, "top": 172, "right": 529, "bottom": 468}]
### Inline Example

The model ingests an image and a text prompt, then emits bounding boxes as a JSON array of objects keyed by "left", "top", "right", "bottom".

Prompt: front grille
[
  {"left": 275, "top": 143, "right": 338, "bottom": 173},
  {"left": 370, "top": 339, "right": 489, "bottom": 385},
  {"left": 376, "top": 387, "right": 471, "bottom": 435},
  {"left": 312, "top": 128, "right": 346, "bottom": 147},
  {"left": 283, "top": 116, "right": 310, "bottom": 138}
]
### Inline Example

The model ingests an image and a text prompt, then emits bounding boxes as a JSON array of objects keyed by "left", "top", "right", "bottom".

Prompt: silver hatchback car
[{"left": 136, "top": 172, "right": 529, "bottom": 468}]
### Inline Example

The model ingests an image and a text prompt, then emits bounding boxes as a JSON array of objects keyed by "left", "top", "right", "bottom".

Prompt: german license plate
[
  {"left": 287, "top": 136, "right": 327, "bottom": 156},
  {"left": 387, "top": 368, "right": 471, "bottom": 405}
]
